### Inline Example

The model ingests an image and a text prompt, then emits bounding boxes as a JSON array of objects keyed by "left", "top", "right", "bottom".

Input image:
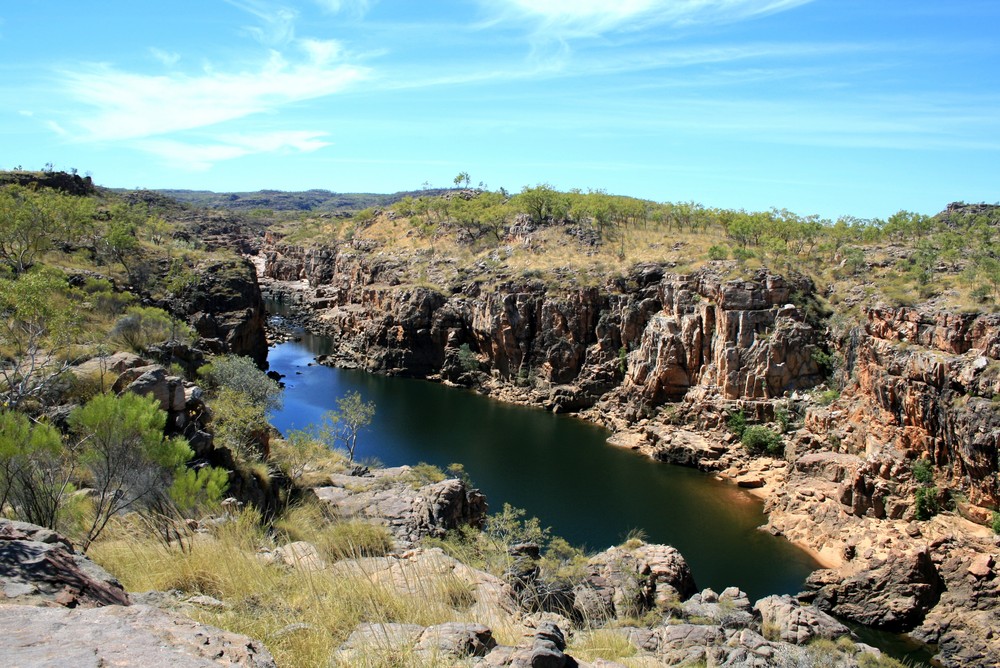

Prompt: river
[{"left": 266, "top": 317, "right": 822, "bottom": 603}]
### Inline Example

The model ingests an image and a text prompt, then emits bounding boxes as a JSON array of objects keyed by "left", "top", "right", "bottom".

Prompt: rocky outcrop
[
  {"left": 571, "top": 543, "right": 697, "bottom": 622},
  {"left": 754, "top": 594, "right": 849, "bottom": 644},
  {"left": 174, "top": 258, "right": 268, "bottom": 365},
  {"left": 0, "top": 604, "right": 277, "bottom": 667},
  {"left": 262, "top": 242, "right": 824, "bottom": 415},
  {"left": 808, "top": 548, "right": 944, "bottom": 632},
  {"left": 0, "top": 170, "right": 95, "bottom": 196},
  {"left": 310, "top": 466, "right": 487, "bottom": 546},
  {"left": 830, "top": 305, "right": 1000, "bottom": 506},
  {"left": 0, "top": 519, "right": 129, "bottom": 608}
]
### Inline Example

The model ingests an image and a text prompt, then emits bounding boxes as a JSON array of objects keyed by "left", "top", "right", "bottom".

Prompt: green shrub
[
  {"left": 741, "top": 425, "right": 784, "bottom": 456},
  {"left": 111, "top": 306, "right": 193, "bottom": 352},
  {"left": 200, "top": 355, "right": 282, "bottom": 411},
  {"left": 727, "top": 409, "right": 747, "bottom": 439},
  {"left": 912, "top": 459, "right": 934, "bottom": 484},
  {"left": 992, "top": 511, "right": 1000, "bottom": 535},
  {"left": 914, "top": 486, "right": 940, "bottom": 520},
  {"left": 456, "top": 343, "right": 479, "bottom": 373},
  {"left": 815, "top": 388, "right": 840, "bottom": 406},
  {"left": 811, "top": 349, "right": 836, "bottom": 378},
  {"left": 775, "top": 406, "right": 793, "bottom": 432},
  {"left": 707, "top": 245, "right": 728, "bottom": 261}
]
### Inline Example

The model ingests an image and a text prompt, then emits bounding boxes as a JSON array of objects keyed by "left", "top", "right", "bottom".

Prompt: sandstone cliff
[
  {"left": 262, "top": 241, "right": 824, "bottom": 416},
  {"left": 171, "top": 257, "right": 269, "bottom": 365},
  {"left": 829, "top": 305, "right": 1000, "bottom": 506}
]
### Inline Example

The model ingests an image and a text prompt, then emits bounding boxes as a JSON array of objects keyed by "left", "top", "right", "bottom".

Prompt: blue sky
[{"left": 1, "top": 1, "right": 997, "bottom": 219}]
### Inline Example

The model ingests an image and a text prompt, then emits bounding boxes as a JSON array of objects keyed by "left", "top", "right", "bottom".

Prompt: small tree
[
  {"left": 70, "top": 393, "right": 193, "bottom": 550},
  {"left": 0, "top": 410, "right": 75, "bottom": 530},
  {"left": 0, "top": 185, "right": 95, "bottom": 275},
  {"left": 101, "top": 205, "right": 143, "bottom": 283},
  {"left": 0, "top": 269, "right": 81, "bottom": 407},
  {"left": 317, "top": 391, "right": 375, "bottom": 462}
]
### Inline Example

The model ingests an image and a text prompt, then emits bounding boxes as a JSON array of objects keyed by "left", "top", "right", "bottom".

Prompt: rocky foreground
[{"left": 2, "top": 463, "right": 908, "bottom": 667}]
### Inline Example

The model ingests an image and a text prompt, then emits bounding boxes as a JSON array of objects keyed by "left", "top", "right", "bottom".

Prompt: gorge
[
  {"left": 266, "top": 313, "right": 820, "bottom": 603},
  {"left": 252, "top": 221, "right": 1000, "bottom": 667}
]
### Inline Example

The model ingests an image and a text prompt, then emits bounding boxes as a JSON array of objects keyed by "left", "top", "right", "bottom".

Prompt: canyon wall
[
  {"left": 826, "top": 306, "right": 1000, "bottom": 505},
  {"left": 262, "top": 241, "right": 825, "bottom": 417}
]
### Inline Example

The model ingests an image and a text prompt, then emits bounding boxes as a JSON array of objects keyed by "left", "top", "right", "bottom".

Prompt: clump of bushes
[
  {"left": 912, "top": 459, "right": 934, "bottom": 484},
  {"left": 111, "top": 306, "right": 193, "bottom": 353},
  {"left": 914, "top": 486, "right": 940, "bottom": 521},
  {"left": 911, "top": 458, "right": 940, "bottom": 521},
  {"left": 707, "top": 245, "right": 728, "bottom": 261},
  {"left": 727, "top": 409, "right": 748, "bottom": 439},
  {"left": 991, "top": 511, "right": 999, "bottom": 535},
  {"left": 741, "top": 425, "right": 784, "bottom": 456}
]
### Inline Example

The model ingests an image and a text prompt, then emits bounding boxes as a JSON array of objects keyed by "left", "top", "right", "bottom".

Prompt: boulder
[
  {"left": 269, "top": 541, "right": 327, "bottom": 571},
  {"left": 0, "top": 603, "right": 276, "bottom": 667},
  {"left": 571, "top": 542, "right": 696, "bottom": 622},
  {"left": 112, "top": 365, "right": 187, "bottom": 413},
  {"left": 0, "top": 519, "right": 129, "bottom": 608},
  {"left": 414, "top": 622, "right": 496, "bottom": 658},
  {"left": 754, "top": 594, "right": 850, "bottom": 644},
  {"left": 311, "top": 469, "right": 486, "bottom": 546},
  {"left": 810, "top": 548, "right": 944, "bottom": 631}
]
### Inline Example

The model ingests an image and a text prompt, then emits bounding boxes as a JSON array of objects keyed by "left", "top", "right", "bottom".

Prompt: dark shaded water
[{"left": 266, "top": 322, "right": 819, "bottom": 602}]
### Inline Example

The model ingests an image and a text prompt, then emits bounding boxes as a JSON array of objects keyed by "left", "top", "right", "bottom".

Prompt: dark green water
[{"left": 266, "top": 323, "right": 819, "bottom": 603}]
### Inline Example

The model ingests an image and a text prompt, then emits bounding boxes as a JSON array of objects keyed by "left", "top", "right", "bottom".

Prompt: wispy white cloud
[
  {"left": 61, "top": 52, "right": 367, "bottom": 142},
  {"left": 138, "top": 131, "right": 332, "bottom": 170},
  {"left": 224, "top": 0, "right": 299, "bottom": 45},
  {"left": 313, "top": 0, "right": 375, "bottom": 17},
  {"left": 46, "top": 121, "right": 68, "bottom": 137},
  {"left": 149, "top": 47, "right": 181, "bottom": 67},
  {"left": 299, "top": 38, "right": 344, "bottom": 65},
  {"left": 494, "top": 0, "right": 814, "bottom": 36}
]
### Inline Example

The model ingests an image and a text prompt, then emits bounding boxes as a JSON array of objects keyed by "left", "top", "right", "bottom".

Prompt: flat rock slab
[
  {"left": 0, "top": 603, "right": 277, "bottom": 667},
  {"left": 0, "top": 519, "right": 129, "bottom": 607}
]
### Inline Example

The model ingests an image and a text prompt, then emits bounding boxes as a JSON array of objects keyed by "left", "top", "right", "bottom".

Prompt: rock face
[
  {"left": 173, "top": 258, "right": 268, "bottom": 365},
  {"left": 0, "top": 604, "right": 277, "bottom": 668},
  {"left": 622, "top": 274, "right": 820, "bottom": 404},
  {"left": 0, "top": 519, "right": 129, "bottom": 608},
  {"left": 310, "top": 466, "right": 487, "bottom": 546},
  {"left": 263, "top": 243, "right": 824, "bottom": 414},
  {"left": 832, "top": 305, "right": 1000, "bottom": 506}
]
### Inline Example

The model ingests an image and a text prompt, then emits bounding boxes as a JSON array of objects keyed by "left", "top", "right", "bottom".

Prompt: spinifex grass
[{"left": 90, "top": 509, "right": 511, "bottom": 668}]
